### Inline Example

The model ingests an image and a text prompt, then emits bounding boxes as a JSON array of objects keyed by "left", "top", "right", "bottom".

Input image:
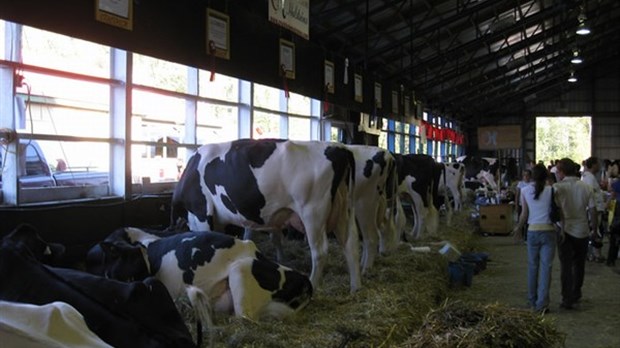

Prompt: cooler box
[{"left": 479, "top": 204, "right": 514, "bottom": 235}]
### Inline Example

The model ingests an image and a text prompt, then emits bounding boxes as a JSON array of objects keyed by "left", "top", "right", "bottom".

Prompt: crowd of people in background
[{"left": 512, "top": 156, "right": 619, "bottom": 314}]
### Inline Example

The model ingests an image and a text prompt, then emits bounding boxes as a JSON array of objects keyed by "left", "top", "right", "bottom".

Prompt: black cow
[{"left": 3, "top": 223, "right": 65, "bottom": 265}]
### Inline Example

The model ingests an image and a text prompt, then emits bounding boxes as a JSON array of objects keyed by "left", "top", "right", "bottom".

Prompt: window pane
[
  {"left": 198, "top": 71, "right": 239, "bottom": 102},
  {"left": 132, "top": 90, "right": 186, "bottom": 141},
  {"left": 379, "top": 132, "right": 387, "bottom": 149},
  {"left": 394, "top": 134, "right": 402, "bottom": 153},
  {"left": 133, "top": 54, "right": 188, "bottom": 93},
  {"left": 289, "top": 117, "right": 310, "bottom": 140},
  {"left": 404, "top": 135, "right": 410, "bottom": 154},
  {"left": 17, "top": 77, "right": 109, "bottom": 138},
  {"left": 32, "top": 140, "right": 110, "bottom": 173},
  {"left": 253, "top": 111, "right": 280, "bottom": 139},
  {"left": 330, "top": 127, "right": 342, "bottom": 142},
  {"left": 18, "top": 72, "right": 109, "bottom": 109},
  {"left": 287, "top": 92, "right": 311, "bottom": 116},
  {"left": 131, "top": 144, "right": 184, "bottom": 184},
  {"left": 21, "top": 26, "right": 110, "bottom": 78},
  {"left": 254, "top": 84, "right": 281, "bottom": 110},
  {"left": 197, "top": 102, "right": 238, "bottom": 144}
]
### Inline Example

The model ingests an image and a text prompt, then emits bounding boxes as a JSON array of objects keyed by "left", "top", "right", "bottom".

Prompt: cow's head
[
  {"left": 86, "top": 240, "right": 151, "bottom": 282},
  {"left": 251, "top": 254, "right": 313, "bottom": 318},
  {"left": 3, "top": 223, "right": 65, "bottom": 265}
]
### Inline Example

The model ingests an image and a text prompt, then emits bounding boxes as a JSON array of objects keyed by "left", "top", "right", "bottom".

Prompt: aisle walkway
[{"left": 453, "top": 236, "right": 620, "bottom": 348}]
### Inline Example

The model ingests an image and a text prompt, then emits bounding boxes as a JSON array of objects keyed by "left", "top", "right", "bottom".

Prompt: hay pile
[
  {"left": 177, "top": 210, "right": 564, "bottom": 347},
  {"left": 400, "top": 300, "right": 566, "bottom": 348},
  {"left": 195, "top": 237, "right": 450, "bottom": 348}
]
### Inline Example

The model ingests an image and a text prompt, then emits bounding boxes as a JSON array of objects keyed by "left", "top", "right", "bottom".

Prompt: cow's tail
[
  {"left": 186, "top": 285, "right": 214, "bottom": 348},
  {"left": 381, "top": 158, "right": 400, "bottom": 252},
  {"left": 442, "top": 164, "right": 453, "bottom": 226}
]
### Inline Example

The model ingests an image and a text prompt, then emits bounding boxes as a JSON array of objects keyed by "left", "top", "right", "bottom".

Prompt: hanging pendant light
[
  {"left": 567, "top": 71, "right": 578, "bottom": 83},
  {"left": 576, "top": 4, "right": 591, "bottom": 35},
  {"left": 571, "top": 49, "right": 583, "bottom": 64}
]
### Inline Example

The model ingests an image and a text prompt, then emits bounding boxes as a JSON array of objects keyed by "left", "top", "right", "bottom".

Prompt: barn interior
[
  {"left": 1, "top": 1, "right": 619, "bottom": 347},
  {"left": 2, "top": 0, "right": 619, "bottom": 235}
]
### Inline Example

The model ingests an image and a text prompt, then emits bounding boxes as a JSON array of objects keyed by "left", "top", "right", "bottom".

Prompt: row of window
[{"left": 0, "top": 20, "right": 461, "bottom": 206}]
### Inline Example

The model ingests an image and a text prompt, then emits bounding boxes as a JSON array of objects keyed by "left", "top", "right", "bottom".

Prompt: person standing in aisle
[
  {"left": 553, "top": 158, "right": 597, "bottom": 310},
  {"left": 581, "top": 157, "right": 606, "bottom": 262},
  {"left": 512, "top": 164, "right": 556, "bottom": 314},
  {"left": 515, "top": 169, "right": 533, "bottom": 241}
]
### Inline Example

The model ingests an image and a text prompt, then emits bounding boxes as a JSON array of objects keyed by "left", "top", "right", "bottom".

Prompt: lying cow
[
  {"left": 171, "top": 139, "right": 360, "bottom": 292},
  {"left": 3, "top": 223, "right": 65, "bottom": 266},
  {"left": 87, "top": 227, "right": 313, "bottom": 326},
  {"left": 0, "top": 237, "right": 196, "bottom": 348}
]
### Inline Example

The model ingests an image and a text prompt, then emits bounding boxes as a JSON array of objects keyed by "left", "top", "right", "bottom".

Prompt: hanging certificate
[
  {"left": 279, "top": 39, "right": 295, "bottom": 79},
  {"left": 95, "top": 0, "right": 133, "bottom": 30},
  {"left": 324, "top": 60, "right": 335, "bottom": 94},
  {"left": 206, "top": 9, "right": 230, "bottom": 60},
  {"left": 354, "top": 74, "right": 363, "bottom": 103}
]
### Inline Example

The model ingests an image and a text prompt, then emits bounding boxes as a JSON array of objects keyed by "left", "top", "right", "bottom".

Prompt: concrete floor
[{"left": 453, "top": 235, "right": 620, "bottom": 348}]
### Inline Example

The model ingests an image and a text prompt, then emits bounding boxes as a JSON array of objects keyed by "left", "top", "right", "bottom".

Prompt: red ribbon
[
  {"left": 281, "top": 64, "right": 290, "bottom": 98},
  {"left": 208, "top": 40, "right": 216, "bottom": 82}
]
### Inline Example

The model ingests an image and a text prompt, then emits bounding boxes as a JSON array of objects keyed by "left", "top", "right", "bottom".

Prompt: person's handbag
[{"left": 550, "top": 187, "right": 561, "bottom": 224}]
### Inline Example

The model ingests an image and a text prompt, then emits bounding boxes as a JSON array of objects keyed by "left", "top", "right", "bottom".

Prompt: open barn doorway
[{"left": 535, "top": 116, "right": 592, "bottom": 168}]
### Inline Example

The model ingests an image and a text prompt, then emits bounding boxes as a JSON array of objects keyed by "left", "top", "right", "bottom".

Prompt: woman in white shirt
[{"left": 513, "top": 163, "right": 556, "bottom": 314}]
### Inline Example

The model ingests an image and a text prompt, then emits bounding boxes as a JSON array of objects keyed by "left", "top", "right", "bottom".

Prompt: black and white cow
[
  {"left": 439, "top": 162, "right": 466, "bottom": 211},
  {"left": 457, "top": 155, "right": 499, "bottom": 192},
  {"left": 347, "top": 145, "right": 400, "bottom": 272},
  {"left": 87, "top": 227, "right": 313, "bottom": 325},
  {"left": 171, "top": 139, "right": 360, "bottom": 292},
  {"left": 394, "top": 154, "right": 443, "bottom": 240},
  {"left": 0, "top": 237, "right": 196, "bottom": 348}
]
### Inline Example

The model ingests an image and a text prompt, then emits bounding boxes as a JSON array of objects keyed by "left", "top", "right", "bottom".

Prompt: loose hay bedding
[{"left": 179, "top": 210, "right": 564, "bottom": 347}]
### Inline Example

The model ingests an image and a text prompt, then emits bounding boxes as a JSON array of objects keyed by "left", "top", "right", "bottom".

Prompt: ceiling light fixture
[
  {"left": 571, "top": 49, "right": 583, "bottom": 64},
  {"left": 567, "top": 71, "right": 578, "bottom": 83},
  {"left": 576, "top": 4, "right": 591, "bottom": 35}
]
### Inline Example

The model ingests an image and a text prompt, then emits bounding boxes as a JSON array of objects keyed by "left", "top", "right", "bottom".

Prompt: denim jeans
[{"left": 527, "top": 230, "right": 557, "bottom": 311}]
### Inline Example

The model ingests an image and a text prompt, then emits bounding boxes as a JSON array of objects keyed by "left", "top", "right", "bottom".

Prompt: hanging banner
[
  {"left": 478, "top": 125, "right": 521, "bottom": 150},
  {"left": 269, "top": 0, "right": 310, "bottom": 40}
]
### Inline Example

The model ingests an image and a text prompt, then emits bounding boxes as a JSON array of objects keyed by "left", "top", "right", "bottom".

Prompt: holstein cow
[
  {"left": 87, "top": 227, "right": 313, "bottom": 325},
  {"left": 394, "top": 154, "right": 444, "bottom": 240},
  {"left": 347, "top": 145, "right": 400, "bottom": 272},
  {"left": 171, "top": 139, "right": 361, "bottom": 292},
  {"left": 0, "top": 238, "right": 196, "bottom": 348},
  {"left": 439, "top": 162, "right": 466, "bottom": 211},
  {"left": 457, "top": 155, "right": 499, "bottom": 192}
]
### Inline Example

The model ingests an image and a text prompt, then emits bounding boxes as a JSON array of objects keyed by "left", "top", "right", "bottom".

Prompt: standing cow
[
  {"left": 394, "top": 154, "right": 447, "bottom": 239},
  {"left": 439, "top": 162, "right": 466, "bottom": 211},
  {"left": 347, "top": 145, "right": 400, "bottom": 272},
  {"left": 171, "top": 139, "right": 361, "bottom": 292}
]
